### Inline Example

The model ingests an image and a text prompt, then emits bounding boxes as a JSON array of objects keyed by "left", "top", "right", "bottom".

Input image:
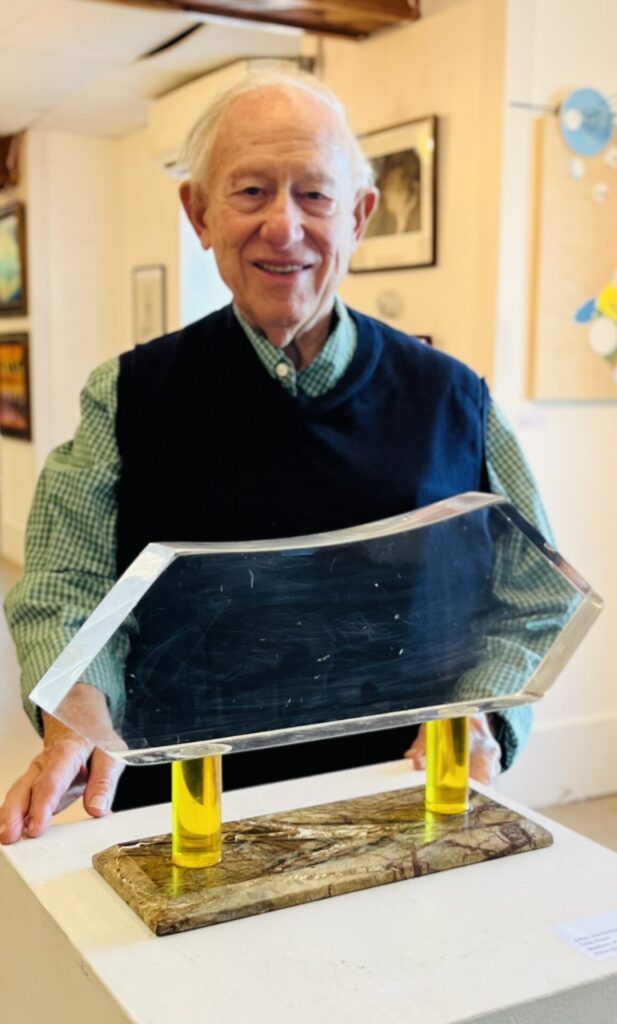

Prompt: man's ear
[
  {"left": 179, "top": 181, "right": 212, "bottom": 250},
  {"left": 352, "top": 188, "right": 379, "bottom": 245}
]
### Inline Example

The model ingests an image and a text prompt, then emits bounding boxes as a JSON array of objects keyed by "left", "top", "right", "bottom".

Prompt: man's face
[{"left": 181, "top": 87, "right": 376, "bottom": 351}]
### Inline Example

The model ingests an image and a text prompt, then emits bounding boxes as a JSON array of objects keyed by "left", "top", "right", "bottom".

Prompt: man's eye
[
  {"left": 300, "top": 191, "right": 337, "bottom": 213},
  {"left": 241, "top": 186, "right": 263, "bottom": 196},
  {"left": 303, "top": 191, "right": 336, "bottom": 204}
]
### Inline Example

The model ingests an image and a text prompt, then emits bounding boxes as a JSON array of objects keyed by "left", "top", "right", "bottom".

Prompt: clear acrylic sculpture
[
  {"left": 30, "top": 492, "right": 604, "bottom": 926},
  {"left": 30, "top": 492, "right": 602, "bottom": 765}
]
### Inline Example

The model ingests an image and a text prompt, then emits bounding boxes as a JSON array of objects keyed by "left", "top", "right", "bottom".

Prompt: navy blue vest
[
  {"left": 116, "top": 304, "right": 489, "bottom": 573},
  {"left": 111, "top": 305, "right": 494, "bottom": 801}
]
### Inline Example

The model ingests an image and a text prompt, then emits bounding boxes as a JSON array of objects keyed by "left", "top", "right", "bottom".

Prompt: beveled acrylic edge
[
  {"left": 29, "top": 490, "right": 604, "bottom": 763},
  {"left": 112, "top": 697, "right": 526, "bottom": 765},
  {"left": 156, "top": 491, "right": 507, "bottom": 555},
  {"left": 30, "top": 492, "right": 506, "bottom": 716}
]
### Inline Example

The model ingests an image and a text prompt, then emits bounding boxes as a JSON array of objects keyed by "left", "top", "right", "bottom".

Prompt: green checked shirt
[{"left": 5, "top": 298, "right": 556, "bottom": 767}]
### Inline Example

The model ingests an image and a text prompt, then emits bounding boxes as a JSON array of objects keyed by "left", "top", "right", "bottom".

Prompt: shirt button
[{"left": 275, "top": 362, "right": 290, "bottom": 378}]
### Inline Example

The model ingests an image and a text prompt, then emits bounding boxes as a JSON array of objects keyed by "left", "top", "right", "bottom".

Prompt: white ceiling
[{"left": 0, "top": 0, "right": 304, "bottom": 137}]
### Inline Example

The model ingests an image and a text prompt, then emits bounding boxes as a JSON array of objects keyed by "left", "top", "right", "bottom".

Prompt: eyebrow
[{"left": 227, "top": 167, "right": 338, "bottom": 189}]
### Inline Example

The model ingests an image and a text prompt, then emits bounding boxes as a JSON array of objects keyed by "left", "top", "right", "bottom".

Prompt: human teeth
[{"left": 257, "top": 262, "right": 302, "bottom": 273}]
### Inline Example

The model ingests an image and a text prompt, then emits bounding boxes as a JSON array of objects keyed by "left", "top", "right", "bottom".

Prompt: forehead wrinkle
[
  {"left": 208, "top": 87, "right": 351, "bottom": 186},
  {"left": 226, "top": 85, "right": 342, "bottom": 133},
  {"left": 227, "top": 164, "right": 340, "bottom": 187}
]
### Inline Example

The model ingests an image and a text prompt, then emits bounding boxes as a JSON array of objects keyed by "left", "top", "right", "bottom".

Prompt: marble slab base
[{"left": 93, "top": 787, "right": 552, "bottom": 936}]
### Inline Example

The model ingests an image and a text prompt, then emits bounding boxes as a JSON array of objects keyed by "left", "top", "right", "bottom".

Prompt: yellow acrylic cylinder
[
  {"left": 172, "top": 754, "right": 222, "bottom": 868},
  {"left": 425, "top": 717, "right": 470, "bottom": 815}
]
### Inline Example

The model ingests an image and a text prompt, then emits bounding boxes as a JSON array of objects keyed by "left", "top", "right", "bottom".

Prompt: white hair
[{"left": 180, "top": 67, "right": 375, "bottom": 195}]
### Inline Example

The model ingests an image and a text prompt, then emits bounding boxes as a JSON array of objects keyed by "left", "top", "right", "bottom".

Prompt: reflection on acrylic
[{"left": 30, "top": 493, "right": 602, "bottom": 764}]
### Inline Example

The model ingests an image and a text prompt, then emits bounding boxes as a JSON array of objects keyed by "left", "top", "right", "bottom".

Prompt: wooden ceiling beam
[{"left": 100, "top": 0, "right": 420, "bottom": 39}]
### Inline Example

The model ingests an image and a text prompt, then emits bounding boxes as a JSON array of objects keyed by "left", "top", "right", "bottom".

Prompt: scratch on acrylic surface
[{"left": 248, "top": 570, "right": 255, "bottom": 589}]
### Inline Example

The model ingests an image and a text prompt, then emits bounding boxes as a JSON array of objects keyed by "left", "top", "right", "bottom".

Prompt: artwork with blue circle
[{"left": 559, "top": 88, "right": 614, "bottom": 157}]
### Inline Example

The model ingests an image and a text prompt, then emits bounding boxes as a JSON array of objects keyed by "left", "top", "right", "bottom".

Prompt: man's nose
[{"left": 260, "top": 194, "right": 304, "bottom": 248}]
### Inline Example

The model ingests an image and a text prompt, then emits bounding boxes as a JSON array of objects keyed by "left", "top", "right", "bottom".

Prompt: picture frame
[
  {"left": 0, "top": 332, "right": 31, "bottom": 440},
  {"left": 133, "top": 264, "right": 167, "bottom": 346},
  {"left": 0, "top": 202, "right": 28, "bottom": 316},
  {"left": 527, "top": 116, "right": 617, "bottom": 401},
  {"left": 351, "top": 116, "right": 438, "bottom": 273}
]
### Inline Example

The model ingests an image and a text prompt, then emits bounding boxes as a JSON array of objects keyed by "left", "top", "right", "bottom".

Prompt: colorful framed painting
[
  {"left": 0, "top": 202, "right": 28, "bottom": 316},
  {"left": 351, "top": 116, "right": 438, "bottom": 273},
  {"left": 0, "top": 332, "right": 31, "bottom": 439},
  {"left": 133, "top": 264, "right": 167, "bottom": 346}
]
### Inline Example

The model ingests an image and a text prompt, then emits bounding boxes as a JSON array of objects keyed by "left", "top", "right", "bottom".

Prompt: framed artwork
[
  {"left": 133, "top": 264, "right": 167, "bottom": 346},
  {"left": 527, "top": 116, "right": 617, "bottom": 400},
  {"left": 351, "top": 116, "right": 438, "bottom": 273},
  {"left": 0, "top": 332, "right": 31, "bottom": 439},
  {"left": 0, "top": 202, "right": 28, "bottom": 316}
]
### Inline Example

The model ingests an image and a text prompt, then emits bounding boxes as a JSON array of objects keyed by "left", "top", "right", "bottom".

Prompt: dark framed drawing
[
  {"left": 351, "top": 116, "right": 438, "bottom": 273},
  {"left": 0, "top": 332, "right": 31, "bottom": 439},
  {"left": 0, "top": 202, "right": 28, "bottom": 316},
  {"left": 133, "top": 264, "right": 167, "bottom": 345}
]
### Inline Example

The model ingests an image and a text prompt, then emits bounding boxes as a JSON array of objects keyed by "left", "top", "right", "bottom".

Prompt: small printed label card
[{"left": 553, "top": 911, "right": 617, "bottom": 960}]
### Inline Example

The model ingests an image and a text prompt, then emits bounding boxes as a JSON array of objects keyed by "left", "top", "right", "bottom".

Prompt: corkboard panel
[{"left": 527, "top": 116, "right": 617, "bottom": 401}]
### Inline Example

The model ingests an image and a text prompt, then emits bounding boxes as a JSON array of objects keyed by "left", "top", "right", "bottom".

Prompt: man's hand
[
  {"left": 0, "top": 685, "right": 124, "bottom": 844},
  {"left": 404, "top": 713, "right": 502, "bottom": 785}
]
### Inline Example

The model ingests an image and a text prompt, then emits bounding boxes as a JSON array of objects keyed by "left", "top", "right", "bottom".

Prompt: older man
[{"left": 1, "top": 71, "right": 551, "bottom": 844}]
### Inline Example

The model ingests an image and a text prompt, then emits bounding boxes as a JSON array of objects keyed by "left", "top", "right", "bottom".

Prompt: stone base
[{"left": 93, "top": 787, "right": 552, "bottom": 936}]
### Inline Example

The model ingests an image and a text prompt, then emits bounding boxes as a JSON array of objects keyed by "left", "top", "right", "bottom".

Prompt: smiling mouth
[{"left": 254, "top": 261, "right": 311, "bottom": 275}]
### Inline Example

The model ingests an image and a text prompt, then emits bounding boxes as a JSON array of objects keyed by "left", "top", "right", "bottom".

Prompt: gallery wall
[
  {"left": 0, "top": 0, "right": 614, "bottom": 807},
  {"left": 0, "top": 141, "right": 35, "bottom": 565},
  {"left": 0, "top": 131, "right": 122, "bottom": 564},
  {"left": 323, "top": 0, "right": 506, "bottom": 379},
  {"left": 492, "top": 0, "right": 617, "bottom": 805},
  {"left": 119, "top": 0, "right": 506, "bottom": 375}
]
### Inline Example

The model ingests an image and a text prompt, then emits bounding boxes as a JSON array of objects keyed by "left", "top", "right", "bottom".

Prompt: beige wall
[
  {"left": 118, "top": 127, "right": 182, "bottom": 352},
  {"left": 119, "top": 0, "right": 614, "bottom": 809},
  {"left": 323, "top": 0, "right": 507, "bottom": 381},
  {"left": 115, "top": 3, "right": 508, "bottom": 380},
  {"left": 493, "top": 0, "right": 617, "bottom": 806},
  {"left": 0, "top": 140, "right": 36, "bottom": 565},
  {"left": 1, "top": 131, "right": 123, "bottom": 564},
  {"left": 1, "top": 0, "right": 614, "bottom": 806}
]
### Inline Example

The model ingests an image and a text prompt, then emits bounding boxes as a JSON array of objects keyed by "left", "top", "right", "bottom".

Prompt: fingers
[
  {"left": 403, "top": 715, "right": 502, "bottom": 786},
  {"left": 468, "top": 714, "right": 502, "bottom": 785},
  {"left": 469, "top": 745, "right": 501, "bottom": 785},
  {"left": 83, "top": 748, "right": 125, "bottom": 817},
  {"left": 23, "top": 739, "right": 91, "bottom": 838},
  {"left": 0, "top": 738, "right": 90, "bottom": 843},
  {"left": 403, "top": 723, "right": 426, "bottom": 769},
  {"left": 53, "top": 763, "right": 88, "bottom": 815},
  {"left": 0, "top": 769, "right": 35, "bottom": 845},
  {"left": 0, "top": 685, "right": 128, "bottom": 843},
  {"left": 0, "top": 740, "right": 124, "bottom": 843}
]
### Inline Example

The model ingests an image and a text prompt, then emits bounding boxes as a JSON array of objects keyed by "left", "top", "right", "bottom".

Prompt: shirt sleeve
[
  {"left": 476, "top": 397, "right": 557, "bottom": 770},
  {"left": 4, "top": 357, "right": 124, "bottom": 733},
  {"left": 485, "top": 399, "right": 554, "bottom": 545}
]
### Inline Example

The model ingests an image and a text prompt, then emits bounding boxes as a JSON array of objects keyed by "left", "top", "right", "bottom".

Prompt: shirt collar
[{"left": 233, "top": 296, "right": 356, "bottom": 398}]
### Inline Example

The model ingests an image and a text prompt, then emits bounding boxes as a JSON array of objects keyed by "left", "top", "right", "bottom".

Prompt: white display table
[{"left": 1, "top": 761, "right": 617, "bottom": 1024}]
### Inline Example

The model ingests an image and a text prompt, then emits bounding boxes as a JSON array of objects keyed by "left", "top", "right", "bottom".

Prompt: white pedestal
[{"left": 2, "top": 761, "right": 617, "bottom": 1024}]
